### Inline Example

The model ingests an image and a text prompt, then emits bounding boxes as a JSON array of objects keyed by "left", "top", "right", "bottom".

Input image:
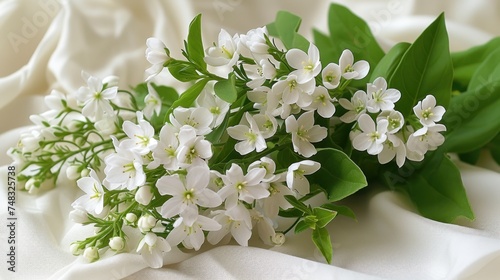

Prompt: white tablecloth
[{"left": 0, "top": 1, "right": 499, "bottom": 279}]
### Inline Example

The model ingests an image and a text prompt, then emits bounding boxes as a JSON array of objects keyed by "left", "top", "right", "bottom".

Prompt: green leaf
[
  {"left": 132, "top": 83, "right": 149, "bottom": 108},
  {"left": 370, "top": 42, "right": 410, "bottom": 81},
  {"left": 167, "top": 61, "right": 200, "bottom": 82},
  {"left": 451, "top": 37, "right": 500, "bottom": 90},
  {"left": 458, "top": 149, "right": 482, "bottom": 165},
  {"left": 309, "top": 148, "right": 367, "bottom": 202},
  {"left": 266, "top": 11, "right": 309, "bottom": 51},
  {"left": 382, "top": 155, "right": 474, "bottom": 223},
  {"left": 327, "top": 3, "right": 385, "bottom": 83},
  {"left": 313, "top": 207, "right": 337, "bottom": 228},
  {"left": 165, "top": 79, "right": 209, "bottom": 122},
  {"left": 389, "top": 14, "right": 453, "bottom": 116},
  {"left": 312, "top": 29, "right": 337, "bottom": 64},
  {"left": 151, "top": 84, "right": 178, "bottom": 107},
  {"left": 284, "top": 195, "right": 311, "bottom": 214},
  {"left": 320, "top": 203, "right": 356, "bottom": 220},
  {"left": 214, "top": 72, "right": 237, "bottom": 103},
  {"left": 442, "top": 49, "right": 500, "bottom": 153},
  {"left": 276, "top": 147, "right": 299, "bottom": 170},
  {"left": 186, "top": 14, "right": 206, "bottom": 70},
  {"left": 312, "top": 227, "right": 333, "bottom": 264},
  {"left": 294, "top": 220, "right": 311, "bottom": 234}
]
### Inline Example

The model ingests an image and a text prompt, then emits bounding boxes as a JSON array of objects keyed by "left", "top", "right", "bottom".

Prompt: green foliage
[
  {"left": 186, "top": 14, "right": 206, "bottom": 70},
  {"left": 267, "top": 11, "right": 310, "bottom": 51},
  {"left": 164, "top": 79, "right": 209, "bottom": 122},
  {"left": 214, "top": 72, "right": 238, "bottom": 103}
]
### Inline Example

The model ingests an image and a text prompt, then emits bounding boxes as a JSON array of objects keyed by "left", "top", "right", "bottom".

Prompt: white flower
[
  {"left": 73, "top": 169, "right": 105, "bottom": 214},
  {"left": 121, "top": 112, "right": 158, "bottom": 155},
  {"left": 239, "top": 26, "right": 269, "bottom": 55},
  {"left": 196, "top": 86, "right": 230, "bottom": 128},
  {"left": 145, "top": 37, "right": 171, "bottom": 82},
  {"left": 306, "top": 86, "right": 336, "bottom": 118},
  {"left": 109, "top": 237, "right": 125, "bottom": 251},
  {"left": 285, "top": 111, "right": 327, "bottom": 158},
  {"left": 272, "top": 74, "right": 315, "bottom": 107},
  {"left": 219, "top": 163, "right": 268, "bottom": 208},
  {"left": 413, "top": 95, "right": 446, "bottom": 127},
  {"left": 257, "top": 173, "right": 294, "bottom": 218},
  {"left": 170, "top": 107, "right": 213, "bottom": 136},
  {"left": 251, "top": 209, "right": 277, "bottom": 246},
  {"left": 378, "top": 134, "right": 406, "bottom": 167},
  {"left": 272, "top": 232, "right": 286, "bottom": 246},
  {"left": 70, "top": 243, "right": 82, "bottom": 256},
  {"left": 143, "top": 83, "right": 162, "bottom": 119},
  {"left": 167, "top": 215, "right": 221, "bottom": 251},
  {"left": 83, "top": 247, "right": 99, "bottom": 262},
  {"left": 69, "top": 205, "right": 90, "bottom": 224},
  {"left": 135, "top": 185, "right": 154, "bottom": 205},
  {"left": 204, "top": 29, "right": 240, "bottom": 77},
  {"left": 253, "top": 113, "right": 278, "bottom": 139},
  {"left": 339, "top": 90, "right": 371, "bottom": 123},
  {"left": 207, "top": 204, "right": 253, "bottom": 246},
  {"left": 248, "top": 157, "right": 278, "bottom": 182},
  {"left": 77, "top": 72, "right": 118, "bottom": 121},
  {"left": 322, "top": 63, "right": 341, "bottom": 89},
  {"left": 137, "top": 214, "right": 158, "bottom": 233},
  {"left": 339, "top": 49, "right": 369, "bottom": 80},
  {"left": 176, "top": 126, "right": 212, "bottom": 167},
  {"left": 104, "top": 137, "right": 145, "bottom": 190},
  {"left": 407, "top": 124, "right": 446, "bottom": 154},
  {"left": 286, "top": 44, "right": 321, "bottom": 83},
  {"left": 377, "top": 110, "right": 404, "bottom": 134},
  {"left": 286, "top": 160, "right": 321, "bottom": 196},
  {"left": 137, "top": 232, "right": 171, "bottom": 268},
  {"left": 352, "top": 114, "right": 389, "bottom": 155},
  {"left": 149, "top": 123, "right": 180, "bottom": 170},
  {"left": 227, "top": 112, "right": 267, "bottom": 155},
  {"left": 157, "top": 165, "right": 222, "bottom": 226},
  {"left": 366, "top": 77, "right": 401, "bottom": 113}
]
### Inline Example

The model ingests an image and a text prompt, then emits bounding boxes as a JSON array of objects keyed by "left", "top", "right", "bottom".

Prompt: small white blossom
[
  {"left": 137, "top": 214, "right": 158, "bottom": 233},
  {"left": 176, "top": 126, "right": 212, "bottom": 167},
  {"left": 272, "top": 232, "right": 286, "bottom": 246},
  {"left": 104, "top": 137, "right": 145, "bottom": 190},
  {"left": 322, "top": 63, "right": 341, "bottom": 89},
  {"left": 73, "top": 169, "right": 105, "bottom": 214},
  {"left": 253, "top": 113, "right": 278, "bottom": 139},
  {"left": 339, "top": 90, "right": 371, "bottom": 123},
  {"left": 208, "top": 204, "right": 253, "bottom": 246},
  {"left": 306, "top": 86, "right": 336, "bottom": 118},
  {"left": 121, "top": 112, "right": 158, "bottom": 155},
  {"left": 339, "top": 49, "right": 369, "bottom": 80},
  {"left": 149, "top": 123, "right": 179, "bottom": 170},
  {"left": 378, "top": 134, "right": 406, "bottom": 167},
  {"left": 285, "top": 111, "right": 327, "bottom": 158},
  {"left": 196, "top": 86, "right": 230, "bottom": 128},
  {"left": 377, "top": 110, "right": 404, "bottom": 134},
  {"left": 167, "top": 215, "right": 221, "bottom": 251},
  {"left": 137, "top": 232, "right": 171, "bottom": 268},
  {"left": 352, "top": 114, "right": 389, "bottom": 155},
  {"left": 257, "top": 173, "right": 294, "bottom": 218},
  {"left": 239, "top": 26, "right": 269, "bottom": 55},
  {"left": 248, "top": 157, "right": 278, "bottom": 182},
  {"left": 286, "top": 160, "right": 321, "bottom": 196},
  {"left": 227, "top": 112, "right": 267, "bottom": 155},
  {"left": 157, "top": 165, "right": 222, "bottom": 226},
  {"left": 145, "top": 37, "right": 171, "bottom": 81},
  {"left": 273, "top": 75, "right": 315, "bottom": 107},
  {"left": 109, "top": 236, "right": 125, "bottom": 251},
  {"left": 250, "top": 209, "right": 276, "bottom": 246},
  {"left": 204, "top": 29, "right": 240, "bottom": 77},
  {"left": 83, "top": 247, "right": 99, "bottom": 262},
  {"left": 77, "top": 72, "right": 118, "bottom": 121},
  {"left": 413, "top": 95, "right": 446, "bottom": 127},
  {"left": 407, "top": 124, "right": 446, "bottom": 154},
  {"left": 219, "top": 163, "right": 268, "bottom": 208},
  {"left": 286, "top": 44, "right": 321, "bottom": 83},
  {"left": 366, "top": 77, "right": 401, "bottom": 113},
  {"left": 135, "top": 185, "right": 154, "bottom": 205},
  {"left": 170, "top": 107, "right": 213, "bottom": 136},
  {"left": 143, "top": 83, "right": 162, "bottom": 119}
]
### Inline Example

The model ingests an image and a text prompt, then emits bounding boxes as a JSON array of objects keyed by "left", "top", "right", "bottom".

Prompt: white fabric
[{"left": 0, "top": 0, "right": 499, "bottom": 279}]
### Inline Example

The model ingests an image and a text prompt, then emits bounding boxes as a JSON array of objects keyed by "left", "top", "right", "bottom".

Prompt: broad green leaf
[
  {"left": 313, "top": 207, "right": 337, "bottom": 228},
  {"left": 266, "top": 11, "right": 309, "bottom": 51},
  {"left": 132, "top": 83, "right": 148, "bottom": 108},
  {"left": 276, "top": 147, "right": 299, "bottom": 170},
  {"left": 442, "top": 49, "right": 500, "bottom": 153},
  {"left": 312, "top": 29, "right": 337, "bottom": 64},
  {"left": 167, "top": 61, "right": 200, "bottom": 82},
  {"left": 186, "top": 14, "right": 206, "bottom": 70},
  {"left": 165, "top": 79, "right": 209, "bottom": 122},
  {"left": 214, "top": 72, "right": 237, "bottom": 103},
  {"left": 382, "top": 155, "right": 474, "bottom": 223},
  {"left": 312, "top": 227, "right": 333, "bottom": 264},
  {"left": 489, "top": 133, "right": 500, "bottom": 165},
  {"left": 452, "top": 37, "right": 500, "bottom": 90},
  {"left": 390, "top": 14, "right": 453, "bottom": 116},
  {"left": 458, "top": 149, "right": 482, "bottom": 165},
  {"left": 370, "top": 42, "right": 410, "bottom": 81},
  {"left": 327, "top": 3, "right": 385, "bottom": 83},
  {"left": 152, "top": 85, "right": 178, "bottom": 107},
  {"left": 284, "top": 195, "right": 311, "bottom": 214},
  {"left": 309, "top": 148, "right": 367, "bottom": 202},
  {"left": 294, "top": 220, "right": 311, "bottom": 234}
]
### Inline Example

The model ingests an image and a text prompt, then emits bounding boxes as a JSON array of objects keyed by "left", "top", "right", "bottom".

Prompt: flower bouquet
[{"left": 8, "top": 3, "right": 500, "bottom": 267}]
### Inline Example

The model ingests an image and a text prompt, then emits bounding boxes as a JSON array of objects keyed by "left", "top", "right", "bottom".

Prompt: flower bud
[
  {"left": 25, "top": 178, "right": 40, "bottom": 194},
  {"left": 124, "top": 213, "right": 137, "bottom": 225},
  {"left": 109, "top": 236, "right": 125, "bottom": 251},
  {"left": 83, "top": 247, "right": 99, "bottom": 262},
  {"left": 66, "top": 165, "right": 81, "bottom": 180},
  {"left": 70, "top": 243, "right": 83, "bottom": 256},
  {"left": 69, "top": 206, "right": 90, "bottom": 224},
  {"left": 80, "top": 168, "right": 90, "bottom": 178},
  {"left": 135, "top": 186, "right": 153, "bottom": 205},
  {"left": 271, "top": 232, "right": 286, "bottom": 246},
  {"left": 137, "top": 214, "right": 157, "bottom": 233}
]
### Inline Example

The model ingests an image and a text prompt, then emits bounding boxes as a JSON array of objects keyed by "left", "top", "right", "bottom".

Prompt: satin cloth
[{"left": 0, "top": 0, "right": 499, "bottom": 279}]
